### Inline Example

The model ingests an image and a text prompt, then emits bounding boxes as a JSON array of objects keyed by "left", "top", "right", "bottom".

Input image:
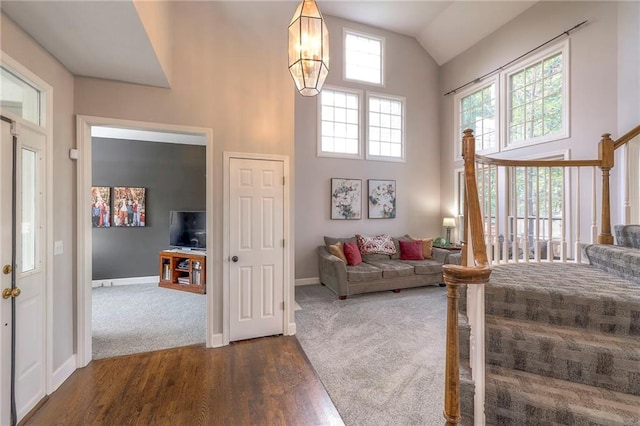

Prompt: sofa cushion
[
  {"left": 324, "top": 236, "right": 356, "bottom": 250},
  {"left": 366, "top": 260, "right": 414, "bottom": 279},
  {"left": 399, "top": 240, "right": 424, "bottom": 260},
  {"left": 399, "top": 259, "right": 443, "bottom": 275},
  {"left": 328, "top": 242, "right": 347, "bottom": 263},
  {"left": 343, "top": 241, "right": 362, "bottom": 266},
  {"left": 362, "top": 253, "right": 391, "bottom": 263},
  {"left": 346, "top": 263, "right": 383, "bottom": 281},
  {"left": 356, "top": 234, "right": 396, "bottom": 255},
  {"left": 391, "top": 235, "right": 412, "bottom": 260}
]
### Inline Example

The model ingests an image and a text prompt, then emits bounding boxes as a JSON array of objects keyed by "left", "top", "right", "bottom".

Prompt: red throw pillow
[
  {"left": 343, "top": 241, "right": 362, "bottom": 266},
  {"left": 399, "top": 240, "right": 424, "bottom": 260}
]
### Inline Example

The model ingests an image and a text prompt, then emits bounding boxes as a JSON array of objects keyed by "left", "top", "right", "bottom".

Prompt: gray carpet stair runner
[{"left": 458, "top": 262, "right": 640, "bottom": 426}]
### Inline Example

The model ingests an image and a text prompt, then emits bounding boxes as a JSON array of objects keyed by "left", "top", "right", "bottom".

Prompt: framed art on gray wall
[
  {"left": 91, "top": 186, "right": 111, "bottom": 228},
  {"left": 330, "top": 178, "right": 362, "bottom": 220},
  {"left": 368, "top": 179, "right": 396, "bottom": 219},
  {"left": 113, "top": 187, "right": 146, "bottom": 227}
]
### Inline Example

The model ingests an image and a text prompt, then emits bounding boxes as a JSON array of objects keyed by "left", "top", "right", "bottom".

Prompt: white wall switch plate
[{"left": 54, "top": 240, "right": 63, "bottom": 255}]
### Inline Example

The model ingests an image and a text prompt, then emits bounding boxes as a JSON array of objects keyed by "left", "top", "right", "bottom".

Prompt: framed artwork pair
[
  {"left": 330, "top": 178, "right": 396, "bottom": 220},
  {"left": 91, "top": 186, "right": 146, "bottom": 228}
]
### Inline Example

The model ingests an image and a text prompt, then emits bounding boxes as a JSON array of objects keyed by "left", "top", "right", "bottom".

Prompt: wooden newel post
[
  {"left": 597, "top": 133, "right": 614, "bottom": 245},
  {"left": 443, "top": 283, "right": 461, "bottom": 425}
]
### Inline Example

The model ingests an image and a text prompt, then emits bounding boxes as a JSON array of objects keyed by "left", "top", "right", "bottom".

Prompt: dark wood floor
[{"left": 24, "top": 336, "right": 343, "bottom": 426}]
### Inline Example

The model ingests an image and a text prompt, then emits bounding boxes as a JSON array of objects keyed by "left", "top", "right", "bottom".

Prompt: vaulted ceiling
[{"left": 1, "top": 1, "right": 537, "bottom": 89}]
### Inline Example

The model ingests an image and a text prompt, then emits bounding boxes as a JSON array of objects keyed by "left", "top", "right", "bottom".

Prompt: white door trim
[
  {"left": 0, "top": 51, "right": 54, "bottom": 398},
  {"left": 75, "top": 115, "right": 214, "bottom": 367},
  {"left": 222, "top": 152, "right": 293, "bottom": 345}
]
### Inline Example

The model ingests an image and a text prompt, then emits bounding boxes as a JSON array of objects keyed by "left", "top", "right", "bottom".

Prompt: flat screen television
[{"left": 169, "top": 211, "right": 206, "bottom": 250}]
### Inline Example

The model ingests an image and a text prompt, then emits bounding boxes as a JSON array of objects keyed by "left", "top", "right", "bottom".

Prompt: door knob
[
  {"left": 2, "top": 264, "right": 12, "bottom": 275},
  {"left": 2, "top": 287, "right": 21, "bottom": 300},
  {"left": 231, "top": 256, "right": 239, "bottom": 262}
]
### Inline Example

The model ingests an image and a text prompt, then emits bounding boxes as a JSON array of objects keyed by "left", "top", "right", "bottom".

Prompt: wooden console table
[{"left": 159, "top": 250, "right": 206, "bottom": 294}]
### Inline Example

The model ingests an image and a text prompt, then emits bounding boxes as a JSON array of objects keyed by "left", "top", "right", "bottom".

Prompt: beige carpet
[{"left": 295, "top": 284, "right": 447, "bottom": 426}]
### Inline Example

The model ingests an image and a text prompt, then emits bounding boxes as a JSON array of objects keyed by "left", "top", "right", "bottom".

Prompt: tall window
[
  {"left": 318, "top": 87, "right": 362, "bottom": 158},
  {"left": 457, "top": 80, "right": 497, "bottom": 155},
  {"left": 367, "top": 93, "right": 404, "bottom": 161},
  {"left": 510, "top": 155, "right": 565, "bottom": 260},
  {"left": 507, "top": 44, "right": 567, "bottom": 147},
  {"left": 344, "top": 29, "right": 384, "bottom": 85}
]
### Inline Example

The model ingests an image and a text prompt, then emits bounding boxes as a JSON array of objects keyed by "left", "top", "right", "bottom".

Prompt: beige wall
[
  {"left": 294, "top": 15, "right": 441, "bottom": 280},
  {"left": 133, "top": 0, "right": 172, "bottom": 86},
  {"left": 438, "top": 2, "right": 631, "bottom": 241},
  {"left": 1, "top": 13, "right": 76, "bottom": 370},
  {"left": 74, "top": 1, "right": 295, "bottom": 335}
]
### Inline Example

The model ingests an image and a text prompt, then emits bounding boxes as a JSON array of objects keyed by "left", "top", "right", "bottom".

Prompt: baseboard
[
  {"left": 209, "top": 333, "right": 224, "bottom": 348},
  {"left": 50, "top": 354, "right": 76, "bottom": 393},
  {"left": 287, "top": 322, "right": 297, "bottom": 335},
  {"left": 92, "top": 275, "right": 159, "bottom": 288},
  {"left": 295, "top": 277, "right": 319, "bottom": 286}
]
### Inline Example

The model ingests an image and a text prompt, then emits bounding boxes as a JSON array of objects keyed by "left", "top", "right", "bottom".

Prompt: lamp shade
[
  {"left": 442, "top": 217, "right": 456, "bottom": 228},
  {"left": 288, "top": 0, "right": 329, "bottom": 97}
]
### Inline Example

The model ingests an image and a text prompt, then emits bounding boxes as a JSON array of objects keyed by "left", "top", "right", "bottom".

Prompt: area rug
[
  {"left": 295, "top": 284, "right": 447, "bottom": 426},
  {"left": 92, "top": 283, "right": 206, "bottom": 359}
]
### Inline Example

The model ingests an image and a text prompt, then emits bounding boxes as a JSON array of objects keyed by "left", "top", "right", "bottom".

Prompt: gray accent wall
[
  {"left": 92, "top": 137, "right": 205, "bottom": 280},
  {"left": 294, "top": 15, "right": 442, "bottom": 280}
]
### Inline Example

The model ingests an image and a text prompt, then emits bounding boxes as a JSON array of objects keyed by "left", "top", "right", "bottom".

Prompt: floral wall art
[
  {"left": 368, "top": 179, "right": 396, "bottom": 219},
  {"left": 330, "top": 178, "right": 362, "bottom": 220}
]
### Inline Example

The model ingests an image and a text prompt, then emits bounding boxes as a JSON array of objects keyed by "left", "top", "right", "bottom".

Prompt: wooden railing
[{"left": 442, "top": 124, "right": 639, "bottom": 425}]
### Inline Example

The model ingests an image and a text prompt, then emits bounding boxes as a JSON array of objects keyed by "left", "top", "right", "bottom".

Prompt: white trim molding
[
  {"left": 295, "top": 277, "right": 320, "bottom": 286},
  {"left": 52, "top": 355, "right": 76, "bottom": 393},
  {"left": 91, "top": 275, "right": 160, "bottom": 288},
  {"left": 76, "top": 115, "right": 213, "bottom": 367}
]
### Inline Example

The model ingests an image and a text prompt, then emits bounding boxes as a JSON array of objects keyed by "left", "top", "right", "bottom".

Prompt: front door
[
  {"left": 229, "top": 158, "right": 284, "bottom": 341},
  {"left": 0, "top": 117, "right": 47, "bottom": 425}
]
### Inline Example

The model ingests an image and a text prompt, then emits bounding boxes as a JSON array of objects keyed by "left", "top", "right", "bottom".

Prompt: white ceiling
[
  {"left": 1, "top": 1, "right": 537, "bottom": 88},
  {"left": 1, "top": 1, "right": 536, "bottom": 143}
]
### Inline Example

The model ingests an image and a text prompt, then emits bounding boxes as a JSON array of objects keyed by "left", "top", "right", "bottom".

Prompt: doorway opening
[{"left": 76, "top": 116, "right": 214, "bottom": 366}]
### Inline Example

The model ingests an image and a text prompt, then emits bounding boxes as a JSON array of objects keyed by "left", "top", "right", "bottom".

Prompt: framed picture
[
  {"left": 113, "top": 187, "right": 146, "bottom": 227},
  {"left": 330, "top": 178, "right": 362, "bottom": 220},
  {"left": 368, "top": 179, "right": 396, "bottom": 219},
  {"left": 91, "top": 186, "right": 111, "bottom": 228}
]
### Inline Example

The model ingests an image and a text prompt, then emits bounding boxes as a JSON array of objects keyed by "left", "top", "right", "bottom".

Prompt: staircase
[{"left": 459, "top": 262, "right": 640, "bottom": 425}]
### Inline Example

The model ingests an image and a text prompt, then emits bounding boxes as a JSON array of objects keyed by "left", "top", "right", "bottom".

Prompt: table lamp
[{"left": 442, "top": 217, "right": 456, "bottom": 245}]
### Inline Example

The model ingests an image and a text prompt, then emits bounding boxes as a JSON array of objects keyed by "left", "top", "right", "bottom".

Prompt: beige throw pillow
[
  {"left": 328, "top": 241, "right": 347, "bottom": 263},
  {"left": 410, "top": 237, "right": 433, "bottom": 259}
]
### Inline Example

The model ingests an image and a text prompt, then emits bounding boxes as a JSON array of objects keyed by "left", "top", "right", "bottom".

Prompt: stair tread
[
  {"left": 486, "top": 365, "right": 640, "bottom": 424},
  {"left": 486, "top": 315, "right": 640, "bottom": 349}
]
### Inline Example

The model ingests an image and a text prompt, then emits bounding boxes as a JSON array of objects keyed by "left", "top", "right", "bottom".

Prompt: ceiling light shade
[{"left": 288, "top": 0, "right": 329, "bottom": 97}]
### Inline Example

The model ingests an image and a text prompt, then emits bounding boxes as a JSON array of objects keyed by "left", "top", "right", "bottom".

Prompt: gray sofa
[
  {"left": 318, "top": 235, "right": 452, "bottom": 299},
  {"left": 582, "top": 225, "right": 640, "bottom": 283}
]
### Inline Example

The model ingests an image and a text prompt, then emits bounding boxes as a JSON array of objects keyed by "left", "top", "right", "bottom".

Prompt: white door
[
  {"left": 0, "top": 118, "right": 47, "bottom": 425},
  {"left": 229, "top": 158, "right": 284, "bottom": 341}
]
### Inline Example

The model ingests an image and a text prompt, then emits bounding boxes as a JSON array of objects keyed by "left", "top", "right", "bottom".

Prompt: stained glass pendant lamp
[{"left": 288, "top": 0, "right": 329, "bottom": 96}]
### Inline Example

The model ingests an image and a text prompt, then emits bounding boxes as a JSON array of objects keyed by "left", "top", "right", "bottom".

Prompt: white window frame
[
  {"left": 317, "top": 85, "right": 364, "bottom": 160},
  {"left": 343, "top": 28, "right": 385, "bottom": 87},
  {"left": 453, "top": 75, "right": 500, "bottom": 161},
  {"left": 502, "top": 40, "right": 570, "bottom": 151},
  {"left": 366, "top": 91, "right": 405, "bottom": 162}
]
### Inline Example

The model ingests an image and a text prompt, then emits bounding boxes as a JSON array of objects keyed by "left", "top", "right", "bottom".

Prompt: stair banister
[
  {"left": 443, "top": 129, "right": 492, "bottom": 426},
  {"left": 597, "top": 133, "right": 615, "bottom": 244}
]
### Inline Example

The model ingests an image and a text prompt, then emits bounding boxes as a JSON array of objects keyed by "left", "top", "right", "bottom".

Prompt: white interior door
[
  {"left": 0, "top": 118, "right": 47, "bottom": 424},
  {"left": 229, "top": 158, "right": 284, "bottom": 341}
]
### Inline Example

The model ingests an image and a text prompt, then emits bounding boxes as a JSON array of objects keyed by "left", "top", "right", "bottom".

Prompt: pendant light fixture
[{"left": 288, "top": 0, "right": 329, "bottom": 96}]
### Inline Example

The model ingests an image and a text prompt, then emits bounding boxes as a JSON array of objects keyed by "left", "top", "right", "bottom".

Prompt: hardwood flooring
[{"left": 24, "top": 336, "right": 343, "bottom": 426}]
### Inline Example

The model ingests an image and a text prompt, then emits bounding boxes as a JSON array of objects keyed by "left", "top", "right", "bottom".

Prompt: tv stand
[{"left": 158, "top": 250, "right": 206, "bottom": 294}]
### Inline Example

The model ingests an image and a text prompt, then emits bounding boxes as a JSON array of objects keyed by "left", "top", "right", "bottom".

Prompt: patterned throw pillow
[
  {"left": 356, "top": 234, "right": 396, "bottom": 255},
  {"left": 410, "top": 237, "right": 433, "bottom": 259},
  {"left": 328, "top": 242, "right": 347, "bottom": 263}
]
